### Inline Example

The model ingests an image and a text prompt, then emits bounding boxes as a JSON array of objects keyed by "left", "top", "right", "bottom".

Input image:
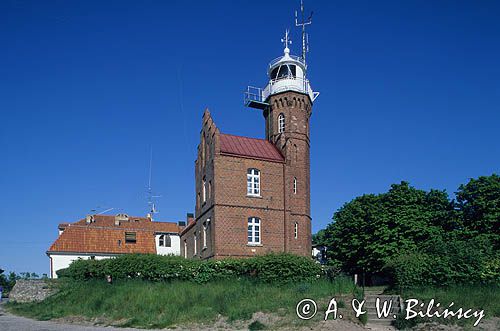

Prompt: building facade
[
  {"left": 181, "top": 40, "right": 318, "bottom": 259},
  {"left": 47, "top": 214, "right": 182, "bottom": 278}
]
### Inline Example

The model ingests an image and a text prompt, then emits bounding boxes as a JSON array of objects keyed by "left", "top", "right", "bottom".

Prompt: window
[
  {"left": 202, "top": 178, "right": 207, "bottom": 203},
  {"left": 293, "top": 177, "right": 297, "bottom": 194},
  {"left": 184, "top": 240, "right": 187, "bottom": 258},
  {"left": 159, "top": 234, "right": 171, "bottom": 247},
  {"left": 193, "top": 232, "right": 197, "bottom": 255},
  {"left": 247, "top": 169, "right": 261, "bottom": 196},
  {"left": 248, "top": 217, "right": 261, "bottom": 245},
  {"left": 203, "top": 221, "right": 208, "bottom": 249},
  {"left": 294, "top": 222, "right": 298, "bottom": 239},
  {"left": 270, "top": 64, "right": 297, "bottom": 80},
  {"left": 125, "top": 232, "right": 136, "bottom": 244},
  {"left": 278, "top": 113, "right": 285, "bottom": 133}
]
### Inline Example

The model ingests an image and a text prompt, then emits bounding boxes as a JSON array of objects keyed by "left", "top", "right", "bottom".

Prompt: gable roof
[
  {"left": 219, "top": 134, "right": 284, "bottom": 162},
  {"left": 48, "top": 215, "right": 180, "bottom": 255}
]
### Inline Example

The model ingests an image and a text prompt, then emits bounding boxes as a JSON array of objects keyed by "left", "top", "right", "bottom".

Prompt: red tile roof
[
  {"left": 219, "top": 134, "right": 284, "bottom": 162},
  {"left": 48, "top": 215, "right": 180, "bottom": 255}
]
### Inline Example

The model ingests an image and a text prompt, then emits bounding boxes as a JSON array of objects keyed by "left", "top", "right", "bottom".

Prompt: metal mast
[
  {"left": 295, "top": 0, "right": 313, "bottom": 64},
  {"left": 147, "top": 147, "right": 161, "bottom": 220}
]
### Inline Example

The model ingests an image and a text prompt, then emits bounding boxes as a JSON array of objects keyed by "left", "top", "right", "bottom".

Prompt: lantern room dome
[
  {"left": 244, "top": 29, "right": 319, "bottom": 110},
  {"left": 261, "top": 46, "right": 317, "bottom": 102}
]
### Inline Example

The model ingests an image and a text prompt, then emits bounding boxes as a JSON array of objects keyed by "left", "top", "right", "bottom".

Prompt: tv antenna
[
  {"left": 295, "top": 0, "right": 313, "bottom": 63},
  {"left": 90, "top": 207, "right": 115, "bottom": 215},
  {"left": 147, "top": 147, "right": 161, "bottom": 220}
]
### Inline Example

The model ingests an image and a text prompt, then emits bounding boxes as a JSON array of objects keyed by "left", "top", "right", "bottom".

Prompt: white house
[{"left": 47, "top": 213, "right": 186, "bottom": 278}]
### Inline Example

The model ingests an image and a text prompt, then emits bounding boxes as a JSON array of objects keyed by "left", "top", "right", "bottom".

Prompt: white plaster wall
[
  {"left": 155, "top": 234, "right": 181, "bottom": 256},
  {"left": 49, "top": 254, "right": 111, "bottom": 279}
]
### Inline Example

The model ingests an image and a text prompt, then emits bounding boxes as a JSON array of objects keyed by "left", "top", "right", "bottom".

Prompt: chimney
[
  {"left": 85, "top": 215, "right": 94, "bottom": 224},
  {"left": 186, "top": 213, "right": 194, "bottom": 225},
  {"left": 115, "top": 213, "right": 129, "bottom": 226}
]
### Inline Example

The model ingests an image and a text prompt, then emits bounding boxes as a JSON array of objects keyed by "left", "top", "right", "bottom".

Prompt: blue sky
[{"left": 1, "top": 0, "right": 499, "bottom": 275}]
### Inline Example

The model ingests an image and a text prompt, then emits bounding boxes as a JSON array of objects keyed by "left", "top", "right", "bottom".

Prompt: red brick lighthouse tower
[{"left": 245, "top": 5, "right": 319, "bottom": 256}]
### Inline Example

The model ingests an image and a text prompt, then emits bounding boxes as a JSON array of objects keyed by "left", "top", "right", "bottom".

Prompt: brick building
[{"left": 180, "top": 35, "right": 319, "bottom": 259}]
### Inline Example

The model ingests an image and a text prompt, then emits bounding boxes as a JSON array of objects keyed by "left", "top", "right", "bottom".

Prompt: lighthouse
[{"left": 243, "top": 0, "right": 317, "bottom": 256}]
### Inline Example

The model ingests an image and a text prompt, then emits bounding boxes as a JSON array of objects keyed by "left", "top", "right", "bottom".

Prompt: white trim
[
  {"left": 203, "top": 220, "right": 208, "bottom": 249},
  {"left": 247, "top": 168, "right": 261, "bottom": 196},
  {"left": 278, "top": 113, "right": 285, "bottom": 133},
  {"left": 193, "top": 232, "right": 197, "bottom": 256},
  {"left": 247, "top": 217, "right": 261, "bottom": 245}
]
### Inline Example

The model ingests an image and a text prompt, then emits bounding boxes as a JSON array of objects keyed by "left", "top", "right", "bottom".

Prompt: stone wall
[{"left": 9, "top": 279, "right": 56, "bottom": 303}]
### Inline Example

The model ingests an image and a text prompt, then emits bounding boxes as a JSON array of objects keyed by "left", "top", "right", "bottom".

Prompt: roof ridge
[{"left": 220, "top": 133, "right": 269, "bottom": 142}]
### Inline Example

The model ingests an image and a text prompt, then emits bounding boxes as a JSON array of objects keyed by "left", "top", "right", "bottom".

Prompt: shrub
[
  {"left": 385, "top": 234, "right": 499, "bottom": 289},
  {"left": 384, "top": 252, "right": 432, "bottom": 290},
  {"left": 57, "top": 253, "right": 322, "bottom": 284},
  {"left": 248, "top": 253, "right": 322, "bottom": 283}
]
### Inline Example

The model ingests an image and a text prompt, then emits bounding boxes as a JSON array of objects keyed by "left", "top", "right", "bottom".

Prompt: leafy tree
[
  {"left": 322, "top": 182, "right": 455, "bottom": 277},
  {"left": 456, "top": 174, "right": 500, "bottom": 245}
]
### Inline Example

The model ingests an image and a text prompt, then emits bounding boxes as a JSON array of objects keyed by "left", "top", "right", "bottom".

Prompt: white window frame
[
  {"left": 247, "top": 217, "right": 261, "bottom": 245},
  {"left": 193, "top": 232, "right": 197, "bottom": 255},
  {"left": 158, "top": 234, "right": 171, "bottom": 247},
  {"left": 183, "top": 240, "right": 187, "bottom": 258},
  {"left": 202, "top": 178, "right": 207, "bottom": 203},
  {"left": 203, "top": 220, "right": 208, "bottom": 249},
  {"left": 278, "top": 113, "right": 285, "bottom": 133},
  {"left": 294, "top": 222, "right": 298, "bottom": 239},
  {"left": 247, "top": 169, "right": 261, "bottom": 197},
  {"left": 293, "top": 177, "right": 297, "bottom": 194}
]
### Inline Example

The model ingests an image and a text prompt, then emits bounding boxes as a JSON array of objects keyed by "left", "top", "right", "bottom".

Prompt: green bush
[
  {"left": 57, "top": 253, "right": 322, "bottom": 284},
  {"left": 248, "top": 253, "right": 322, "bottom": 283},
  {"left": 384, "top": 252, "right": 432, "bottom": 290},
  {"left": 385, "top": 235, "right": 499, "bottom": 289}
]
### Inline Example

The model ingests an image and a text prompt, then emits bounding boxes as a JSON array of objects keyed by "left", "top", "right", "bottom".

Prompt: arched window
[
  {"left": 248, "top": 217, "right": 261, "bottom": 244},
  {"left": 278, "top": 113, "right": 285, "bottom": 133},
  {"left": 203, "top": 220, "right": 208, "bottom": 248},
  {"left": 293, "top": 177, "right": 297, "bottom": 194},
  {"left": 202, "top": 177, "right": 207, "bottom": 203},
  {"left": 193, "top": 232, "right": 197, "bottom": 255},
  {"left": 247, "top": 169, "right": 261, "bottom": 196}
]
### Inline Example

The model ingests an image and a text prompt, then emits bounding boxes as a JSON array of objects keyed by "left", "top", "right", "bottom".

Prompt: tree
[
  {"left": 322, "top": 182, "right": 455, "bottom": 277},
  {"left": 455, "top": 174, "right": 500, "bottom": 245}
]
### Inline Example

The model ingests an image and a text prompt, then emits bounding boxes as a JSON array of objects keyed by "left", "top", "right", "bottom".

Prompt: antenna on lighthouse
[
  {"left": 295, "top": 0, "right": 313, "bottom": 63},
  {"left": 147, "top": 147, "right": 161, "bottom": 220},
  {"left": 281, "top": 29, "right": 292, "bottom": 52}
]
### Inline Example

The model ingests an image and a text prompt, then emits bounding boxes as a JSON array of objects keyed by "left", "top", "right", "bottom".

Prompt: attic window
[
  {"left": 159, "top": 234, "right": 171, "bottom": 247},
  {"left": 125, "top": 232, "right": 136, "bottom": 244}
]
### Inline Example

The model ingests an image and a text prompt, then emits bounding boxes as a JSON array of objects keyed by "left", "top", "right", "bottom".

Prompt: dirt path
[{"left": 0, "top": 302, "right": 159, "bottom": 331}]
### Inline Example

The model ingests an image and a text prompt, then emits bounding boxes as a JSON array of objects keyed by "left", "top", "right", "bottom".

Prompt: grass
[
  {"left": 7, "top": 276, "right": 359, "bottom": 329},
  {"left": 394, "top": 284, "right": 500, "bottom": 329}
]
